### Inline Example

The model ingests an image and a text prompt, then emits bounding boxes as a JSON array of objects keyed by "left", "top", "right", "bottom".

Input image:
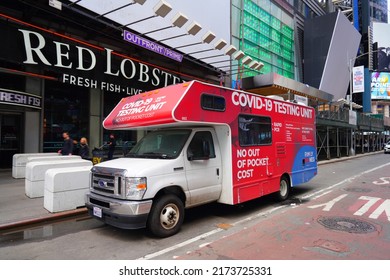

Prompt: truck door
[{"left": 185, "top": 130, "right": 222, "bottom": 206}]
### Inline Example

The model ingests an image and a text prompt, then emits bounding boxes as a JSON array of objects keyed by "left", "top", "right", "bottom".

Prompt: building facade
[
  {"left": 231, "top": 0, "right": 339, "bottom": 82},
  {"left": 0, "top": 0, "right": 220, "bottom": 168}
]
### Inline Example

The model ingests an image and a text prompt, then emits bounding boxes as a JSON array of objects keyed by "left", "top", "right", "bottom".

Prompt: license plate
[{"left": 93, "top": 206, "right": 102, "bottom": 218}]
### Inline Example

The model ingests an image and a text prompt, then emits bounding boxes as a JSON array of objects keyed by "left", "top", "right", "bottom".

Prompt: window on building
[
  {"left": 103, "top": 92, "right": 137, "bottom": 153},
  {"left": 43, "top": 81, "right": 89, "bottom": 152},
  {"left": 238, "top": 114, "right": 272, "bottom": 146}
]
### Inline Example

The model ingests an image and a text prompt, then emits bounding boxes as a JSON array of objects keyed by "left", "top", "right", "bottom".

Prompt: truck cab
[{"left": 86, "top": 126, "right": 223, "bottom": 237}]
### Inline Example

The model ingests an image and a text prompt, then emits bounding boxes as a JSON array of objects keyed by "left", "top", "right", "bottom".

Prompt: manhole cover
[
  {"left": 317, "top": 216, "right": 376, "bottom": 234},
  {"left": 343, "top": 187, "right": 372, "bottom": 193}
]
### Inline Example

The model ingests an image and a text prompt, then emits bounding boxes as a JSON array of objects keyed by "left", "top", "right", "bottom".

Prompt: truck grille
[
  {"left": 91, "top": 167, "right": 126, "bottom": 198},
  {"left": 92, "top": 173, "right": 116, "bottom": 194}
]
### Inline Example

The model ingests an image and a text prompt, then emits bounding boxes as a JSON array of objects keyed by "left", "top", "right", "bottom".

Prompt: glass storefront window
[
  {"left": 43, "top": 81, "right": 89, "bottom": 152},
  {"left": 103, "top": 92, "right": 137, "bottom": 155},
  {"left": 0, "top": 114, "right": 21, "bottom": 168}
]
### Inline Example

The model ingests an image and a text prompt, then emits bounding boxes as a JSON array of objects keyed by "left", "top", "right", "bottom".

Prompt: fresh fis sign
[
  {"left": 0, "top": 19, "right": 183, "bottom": 95},
  {"left": 0, "top": 89, "right": 41, "bottom": 109}
]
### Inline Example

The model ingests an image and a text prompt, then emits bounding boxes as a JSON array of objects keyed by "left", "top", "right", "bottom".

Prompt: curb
[{"left": 0, "top": 207, "right": 88, "bottom": 231}]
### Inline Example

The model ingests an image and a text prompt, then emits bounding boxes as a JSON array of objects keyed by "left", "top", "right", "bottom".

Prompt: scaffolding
[{"left": 316, "top": 104, "right": 388, "bottom": 160}]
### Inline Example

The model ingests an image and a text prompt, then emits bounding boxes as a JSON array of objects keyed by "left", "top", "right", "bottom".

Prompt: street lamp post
[{"left": 349, "top": 57, "right": 355, "bottom": 156}]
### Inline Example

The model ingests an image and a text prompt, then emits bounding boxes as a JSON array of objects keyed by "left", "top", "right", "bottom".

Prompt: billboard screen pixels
[{"left": 371, "top": 72, "right": 390, "bottom": 100}]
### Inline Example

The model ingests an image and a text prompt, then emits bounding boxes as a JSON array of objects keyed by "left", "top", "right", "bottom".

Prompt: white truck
[{"left": 85, "top": 81, "right": 317, "bottom": 237}]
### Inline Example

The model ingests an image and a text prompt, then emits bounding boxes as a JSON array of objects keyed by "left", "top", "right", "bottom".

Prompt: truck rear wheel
[
  {"left": 277, "top": 175, "right": 290, "bottom": 201},
  {"left": 147, "top": 194, "right": 184, "bottom": 238}
]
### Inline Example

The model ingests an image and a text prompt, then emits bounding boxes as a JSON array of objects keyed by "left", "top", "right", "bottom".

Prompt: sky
[{"left": 69, "top": 0, "right": 231, "bottom": 66}]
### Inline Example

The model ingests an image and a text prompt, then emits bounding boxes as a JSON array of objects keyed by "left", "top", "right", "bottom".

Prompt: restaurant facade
[{"left": 0, "top": 0, "right": 220, "bottom": 168}]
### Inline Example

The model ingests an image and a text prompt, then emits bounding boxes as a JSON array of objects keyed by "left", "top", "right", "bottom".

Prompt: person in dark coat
[
  {"left": 79, "top": 137, "right": 90, "bottom": 159},
  {"left": 107, "top": 133, "right": 116, "bottom": 160},
  {"left": 58, "top": 132, "right": 73, "bottom": 155},
  {"left": 72, "top": 139, "right": 79, "bottom": 156}
]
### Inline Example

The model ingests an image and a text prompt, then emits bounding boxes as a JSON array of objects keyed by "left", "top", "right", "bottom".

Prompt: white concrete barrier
[
  {"left": 27, "top": 155, "right": 81, "bottom": 163},
  {"left": 25, "top": 159, "right": 92, "bottom": 198},
  {"left": 12, "top": 153, "right": 58, "bottom": 179},
  {"left": 44, "top": 166, "right": 92, "bottom": 213},
  {"left": 15, "top": 154, "right": 82, "bottom": 179}
]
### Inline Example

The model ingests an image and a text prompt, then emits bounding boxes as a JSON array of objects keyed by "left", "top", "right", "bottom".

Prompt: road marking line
[
  {"left": 308, "top": 190, "right": 333, "bottom": 200},
  {"left": 373, "top": 177, "right": 390, "bottom": 185},
  {"left": 308, "top": 194, "right": 348, "bottom": 211},
  {"left": 369, "top": 199, "right": 390, "bottom": 221},
  {"left": 354, "top": 196, "right": 381, "bottom": 216},
  {"left": 137, "top": 228, "right": 223, "bottom": 260}
]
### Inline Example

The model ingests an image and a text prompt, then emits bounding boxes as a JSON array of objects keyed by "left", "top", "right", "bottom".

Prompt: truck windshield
[{"left": 126, "top": 129, "right": 191, "bottom": 159}]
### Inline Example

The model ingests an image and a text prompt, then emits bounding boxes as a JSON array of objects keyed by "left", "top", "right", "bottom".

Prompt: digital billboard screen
[
  {"left": 371, "top": 72, "right": 390, "bottom": 100},
  {"left": 373, "top": 22, "right": 390, "bottom": 71}
]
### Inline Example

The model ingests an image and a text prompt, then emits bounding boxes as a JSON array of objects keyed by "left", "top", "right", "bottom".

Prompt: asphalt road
[{"left": 0, "top": 153, "right": 389, "bottom": 260}]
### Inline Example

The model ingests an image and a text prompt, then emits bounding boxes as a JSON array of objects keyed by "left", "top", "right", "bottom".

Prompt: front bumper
[{"left": 85, "top": 192, "right": 153, "bottom": 229}]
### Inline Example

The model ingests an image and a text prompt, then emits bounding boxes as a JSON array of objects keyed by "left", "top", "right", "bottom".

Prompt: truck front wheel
[{"left": 147, "top": 194, "right": 184, "bottom": 238}]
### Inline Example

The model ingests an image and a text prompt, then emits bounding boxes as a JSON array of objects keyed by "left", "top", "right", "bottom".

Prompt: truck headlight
[
  {"left": 89, "top": 172, "right": 94, "bottom": 190},
  {"left": 125, "top": 177, "right": 147, "bottom": 199}
]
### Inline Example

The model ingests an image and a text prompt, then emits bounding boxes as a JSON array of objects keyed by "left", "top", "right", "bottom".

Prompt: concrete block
[
  {"left": 25, "top": 160, "right": 92, "bottom": 198},
  {"left": 44, "top": 188, "right": 89, "bottom": 213},
  {"left": 44, "top": 166, "right": 91, "bottom": 213},
  {"left": 24, "top": 156, "right": 82, "bottom": 179},
  {"left": 12, "top": 153, "right": 58, "bottom": 179},
  {"left": 25, "top": 179, "right": 46, "bottom": 199},
  {"left": 13, "top": 153, "right": 59, "bottom": 167},
  {"left": 13, "top": 166, "right": 27, "bottom": 179},
  {"left": 27, "top": 155, "right": 81, "bottom": 164}
]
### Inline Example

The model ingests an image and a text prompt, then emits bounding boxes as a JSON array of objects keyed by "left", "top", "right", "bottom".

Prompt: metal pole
[
  {"left": 349, "top": 58, "right": 355, "bottom": 156},
  {"left": 337, "top": 127, "right": 340, "bottom": 157},
  {"left": 327, "top": 126, "right": 330, "bottom": 160},
  {"left": 347, "top": 127, "right": 350, "bottom": 156}
]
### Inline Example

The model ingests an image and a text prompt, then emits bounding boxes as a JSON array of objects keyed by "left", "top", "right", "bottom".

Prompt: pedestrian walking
[
  {"left": 79, "top": 137, "right": 90, "bottom": 159},
  {"left": 107, "top": 133, "right": 116, "bottom": 160},
  {"left": 72, "top": 139, "right": 79, "bottom": 155},
  {"left": 58, "top": 132, "right": 73, "bottom": 155}
]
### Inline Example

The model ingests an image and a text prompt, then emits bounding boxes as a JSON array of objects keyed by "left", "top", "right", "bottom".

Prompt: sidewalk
[
  {"left": 0, "top": 169, "right": 87, "bottom": 230},
  {"left": 0, "top": 151, "right": 382, "bottom": 231}
]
